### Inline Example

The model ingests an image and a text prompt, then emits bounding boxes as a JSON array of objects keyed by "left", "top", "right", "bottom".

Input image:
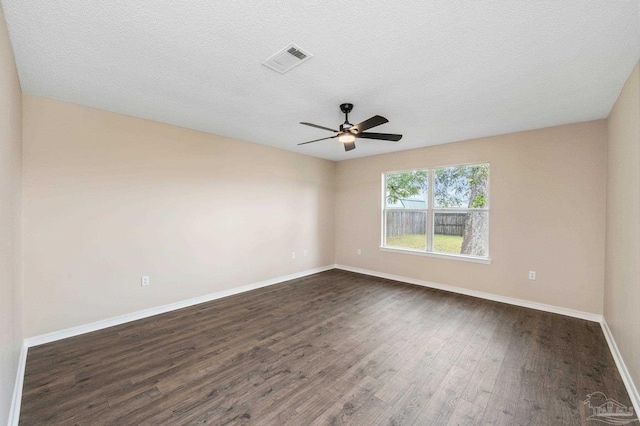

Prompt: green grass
[{"left": 385, "top": 234, "right": 463, "bottom": 254}]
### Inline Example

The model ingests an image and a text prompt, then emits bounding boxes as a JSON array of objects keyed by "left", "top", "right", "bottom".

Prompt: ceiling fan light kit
[
  {"left": 298, "top": 103, "right": 402, "bottom": 152},
  {"left": 338, "top": 134, "right": 355, "bottom": 143}
]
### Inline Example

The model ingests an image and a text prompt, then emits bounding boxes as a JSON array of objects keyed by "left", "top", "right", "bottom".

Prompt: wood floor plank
[
  {"left": 412, "top": 365, "right": 473, "bottom": 425},
  {"left": 374, "top": 372, "right": 412, "bottom": 405},
  {"left": 380, "top": 384, "right": 429, "bottom": 425},
  {"left": 492, "top": 364, "right": 526, "bottom": 404},
  {"left": 307, "top": 375, "right": 384, "bottom": 425},
  {"left": 18, "top": 269, "right": 634, "bottom": 425},
  {"left": 461, "top": 336, "right": 511, "bottom": 408},
  {"left": 454, "top": 305, "right": 504, "bottom": 372},
  {"left": 514, "top": 369, "right": 552, "bottom": 426},
  {"left": 446, "top": 398, "right": 485, "bottom": 426},
  {"left": 480, "top": 393, "right": 517, "bottom": 425}
]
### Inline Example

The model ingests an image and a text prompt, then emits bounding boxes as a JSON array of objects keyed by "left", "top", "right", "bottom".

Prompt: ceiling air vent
[{"left": 262, "top": 43, "right": 313, "bottom": 74}]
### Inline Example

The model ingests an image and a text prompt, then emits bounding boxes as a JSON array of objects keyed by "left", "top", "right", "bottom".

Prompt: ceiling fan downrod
[{"left": 340, "top": 103, "right": 354, "bottom": 132}]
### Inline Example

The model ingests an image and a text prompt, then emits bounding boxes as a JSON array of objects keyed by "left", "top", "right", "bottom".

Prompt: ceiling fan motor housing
[{"left": 340, "top": 123, "right": 356, "bottom": 133}]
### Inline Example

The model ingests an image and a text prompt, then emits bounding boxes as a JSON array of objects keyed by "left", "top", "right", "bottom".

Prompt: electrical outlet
[
  {"left": 141, "top": 276, "right": 150, "bottom": 286},
  {"left": 357, "top": 249, "right": 362, "bottom": 255},
  {"left": 292, "top": 252, "right": 296, "bottom": 259},
  {"left": 528, "top": 271, "right": 536, "bottom": 280},
  {"left": 304, "top": 250, "right": 308, "bottom": 257}
]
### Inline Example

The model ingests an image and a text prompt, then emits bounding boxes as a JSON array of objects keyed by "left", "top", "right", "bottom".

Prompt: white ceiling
[{"left": 1, "top": 1, "right": 639, "bottom": 161}]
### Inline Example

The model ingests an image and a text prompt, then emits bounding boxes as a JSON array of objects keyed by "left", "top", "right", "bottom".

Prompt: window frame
[{"left": 381, "top": 163, "right": 491, "bottom": 264}]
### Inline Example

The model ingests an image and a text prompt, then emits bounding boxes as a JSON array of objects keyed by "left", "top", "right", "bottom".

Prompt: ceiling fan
[{"left": 298, "top": 103, "right": 402, "bottom": 152}]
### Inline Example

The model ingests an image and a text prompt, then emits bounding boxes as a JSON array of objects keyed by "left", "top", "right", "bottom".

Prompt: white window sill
[{"left": 379, "top": 246, "right": 492, "bottom": 264}]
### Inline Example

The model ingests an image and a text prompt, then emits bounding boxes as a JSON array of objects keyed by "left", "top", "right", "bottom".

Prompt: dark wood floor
[{"left": 20, "top": 269, "right": 632, "bottom": 425}]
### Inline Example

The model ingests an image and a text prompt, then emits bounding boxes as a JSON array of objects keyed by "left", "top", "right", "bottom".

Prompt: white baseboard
[
  {"left": 8, "top": 343, "right": 27, "bottom": 426},
  {"left": 24, "top": 265, "right": 336, "bottom": 348},
  {"left": 600, "top": 319, "right": 640, "bottom": 415},
  {"left": 335, "top": 264, "right": 602, "bottom": 322}
]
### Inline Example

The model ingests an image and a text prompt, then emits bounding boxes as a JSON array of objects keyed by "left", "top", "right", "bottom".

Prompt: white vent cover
[{"left": 262, "top": 43, "right": 313, "bottom": 74}]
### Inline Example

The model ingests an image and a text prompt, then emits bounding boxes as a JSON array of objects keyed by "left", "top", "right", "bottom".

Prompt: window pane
[
  {"left": 385, "top": 170, "right": 428, "bottom": 208},
  {"left": 434, "top": 164, "right": 489, "bottom": 209},
  {"left": 385, "top": 210, "right": 426, "bottom": 250},
  {"left": 433, "top": 211, "right": 488, "bottom": 256}
]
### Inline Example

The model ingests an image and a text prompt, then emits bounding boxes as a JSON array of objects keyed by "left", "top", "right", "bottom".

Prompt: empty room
[{"left": 1, "top": 1, "right": 639, "bottom": 425}]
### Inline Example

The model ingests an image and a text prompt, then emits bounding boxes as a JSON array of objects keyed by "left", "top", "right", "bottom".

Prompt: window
[{"left": 382, "top": 163, "right": 489, "bottom": 261}]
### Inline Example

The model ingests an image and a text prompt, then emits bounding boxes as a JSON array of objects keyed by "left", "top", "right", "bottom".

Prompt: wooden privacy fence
[
  {"left": 434, "top": 212, "right": 467, "bottom": 236},
  {"left": 385, "top": 211, "right": 426, "bottom": 237},
  {"left": 386, "top": 211, "right": 467, "bottom": 237}
]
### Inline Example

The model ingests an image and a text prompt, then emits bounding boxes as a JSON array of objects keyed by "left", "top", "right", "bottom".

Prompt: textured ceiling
[{"left": 1, "top": 1, "right": 639, "bottom": 161}]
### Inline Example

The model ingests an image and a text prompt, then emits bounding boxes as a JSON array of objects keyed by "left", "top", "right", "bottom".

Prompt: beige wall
[
  {"left": 605, "top": 62, "right": 640, "bottom": 392},
  {"left": 21, "top": 95, "right": 335, "bottom": 337},
  {"left": 336, "top": 120, "right": 607, "bottom": 314},
  {"left": 0, "top": 5, "right": 22, "bottom": 424}
]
